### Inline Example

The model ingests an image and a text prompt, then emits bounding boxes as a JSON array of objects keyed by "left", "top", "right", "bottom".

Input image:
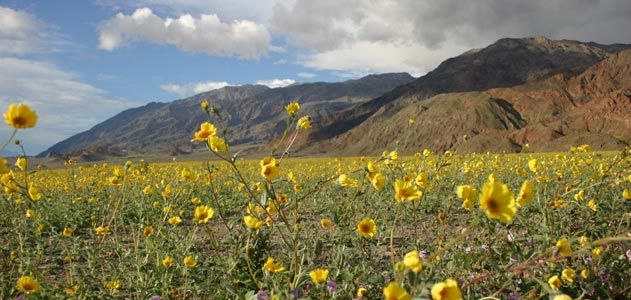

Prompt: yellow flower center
[
  {"left": 263, "top": 166, "right": 275, "bottom": 176},
  {"left": 12, "top": 116, "right": 26, "bottom": 126},
  {"left": 440, "top": 288, "right": 448, "bottom": 297},
  {"left": 486, "top": 197, "right": 499, "bottom": 213}
]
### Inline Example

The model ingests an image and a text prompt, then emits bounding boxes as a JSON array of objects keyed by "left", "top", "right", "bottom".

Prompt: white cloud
[
  {"left": 0, "top": 57, "right": 137, "bottom": 154},
  {"left": 160, "top": 81, "right": 231, "bottom": 97},
  {"left": 97, "top": 0, "right": 284, "bottom": 22},
  {"left": 99, "top": 7, "right": 271, "bottom": 59},
  {"left": 301, "top": 41, "right": 467, "bottom": 77},
  {"left": 255, "top": 78, "right": 295, "bottom": 88},
  {"left": 0, "top": 6, "right": 48, "bottom": 54},
  {"left": 297, "top": 72, "right": 315, "bottom": 78},
  {"left": 273, "top": 0, "right": 631, "bottom": 75}
]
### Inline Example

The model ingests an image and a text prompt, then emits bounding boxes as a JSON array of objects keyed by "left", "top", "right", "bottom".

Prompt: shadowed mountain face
[
  {"left": 306, "top": 49, "right": 631, "bottom": 154},
  {"left": 307, "top": 36, "right": 631, "bottom": 143},
  {"left": 39, "top": 73, "right": 414, "bottom": 158}
]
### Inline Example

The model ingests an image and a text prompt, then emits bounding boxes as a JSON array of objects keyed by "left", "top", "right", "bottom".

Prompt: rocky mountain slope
[
  {"left": 308, "top": 36, "right": 631, "bottom": 143},
  {"left": 306, "top": 49, "right": 631, "bottom": 154},
  {"left": 39, "top": 73, "right": 414, "bottom": 158}
]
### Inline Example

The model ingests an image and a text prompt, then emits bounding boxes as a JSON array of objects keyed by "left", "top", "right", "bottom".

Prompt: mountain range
[
  {"left": 40, "top": 36, "right": 631, "bottom": 160},
  {"left": 40, "top": 73, "right": 414, "bottom": 158}
]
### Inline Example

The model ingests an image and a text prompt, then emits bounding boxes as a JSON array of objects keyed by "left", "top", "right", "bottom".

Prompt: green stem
[
  {"left": 0, "top": 128, "right": 17, "bottom": 152},
  {"left": 389, "top": 204, "right": 402, "bottom": 269}
]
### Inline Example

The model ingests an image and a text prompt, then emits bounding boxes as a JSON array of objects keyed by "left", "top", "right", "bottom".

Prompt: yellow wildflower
[
  {"left": 367, "top": 161, "right": 377, "bottom": 173},
  {"left": 180, "top": 168, "right": 192, "bottom": 180},
  {"left": 579, "top": 236, "right": 589, "bottom": 247},
  {"left": 193, "top": 205, "right": 214, "bottom": 224},
  {"left": 28, "top": 185, "right": 42, "bottom": 201},
  {"left": 62, "top": 227, "right": 73, "bottom": 237},
  {"left": 65, "top": 285, "right": 80, "bottom": 296},
  {"left": 548, "top": 275, "right": 561, "bottom": 290},
  {"left": 285, "top": 101, "right": 300, "bottom": 117},
  {"left": 415, "top": 172, "right": 429, "bottom": 188},
  {"left": 528, "top": 159, "right": 539, "bottom": 173},
  {"left": 338, "top": 174, "right": 358, "bottom": 187},
  {"left": 394, "top": 179, "right": 422, "bottom": 202},
  {"left": 403, "top": 250, "right": 423, "bottom": 273},
  {"left": 320, "top": 217, "right": 332, "bottom": 230},
  {"left": 260, "top": 157, "right": 279, "bottom": 181},
  {"left": 357, "top": 287, "right": 367, "bottom": 298},
  {"left": 587, "top": 199, "right": 597, "bottom": 212},
  {"left": 16, "top": 275, "right": 40, "bottom": 294},
  {"left": 161, "top": 184, "right": 173, "bottom": 198},
  {"left": 244, "top": 215, "right": 264, "bottom": 230},
  {"left": 383, "top": 282, "right": 411, "bottom": 300},
  {"left": 143, "top": 225, "right": 154, "bottom": 237},
  {"left": 104, "top": 280, "right": 120, "bottom": 292},
  {"left": 370, "top": 172, "right": 385, "bottom": 190},
  {"left": 462, "top": 199, "right": 474, "bottom": 211},
  {"left": 517, "top": 180, "right": 533, "bottom": 206},
  {"left": 208, "top": 135, "right": 228, "bottom": 152},
  {"left": 297, "top": 115, "right": 312, "bottom": 129},
  {"left": 431, "top": 279, "right": 462, "bottom": 300},
  {"left": 456, "top": 185, "right": 477, "bottom": 200},
  {"left": 479, "top": 174, "right": 516, "bottom": 223},
  {"left": 167, "top": 216, "right": 182, "bottom": 225},
  {"left": 192, "top": 122, "right": 217, "bottom": 141},
  {"left": 574, "top": 190, "right": 586, "bottom": 201},
  {"left": 309, "top": 268, "right": 329, "bottom": 285},
  {"left": 556, "top": 238, "right": 571, "bottom": 257},
  {"left": 592, "top": 246, "right": 603, "bottom": 260},
  {"left": 142, "top": 185, "right": 153, "bottom": 195},
  {"left": 183, "top": 256, "right": 197, "bottom": 268},
  {"left": 262, "top": 257, "right": 285, "bottom": 273},
  {"left": 562, "top": 268, "right": 575, "bottom": 283},
  {"left": 162, "top": 256, "right": 173, "bottom": 268},
  {"left": 356, "top": 217, "right": 377, "bottom": 238},
  {"left": 4, "top": 103, "right": 38, "bottom": 129},
  {"left": 95, "top": 226, "right": 110, "bottom": 236},
  {"left": 16, "top": 157, "right": 27, "bottom": 171}
]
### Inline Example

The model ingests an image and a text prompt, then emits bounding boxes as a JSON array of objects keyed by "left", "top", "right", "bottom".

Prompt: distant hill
[
  {"left": 307, "top": 36, "right": 631, "bottom": 144},
  {"left": 305, "top": 48, "right": 631, "bottom": 154},
  {"left": 39, "top": 73, "right": 414, "bottom": 159}
]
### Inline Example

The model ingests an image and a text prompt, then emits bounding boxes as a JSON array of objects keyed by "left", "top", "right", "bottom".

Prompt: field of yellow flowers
[{"left": 1, "top": 102, "right": 630, "bottom": 299}]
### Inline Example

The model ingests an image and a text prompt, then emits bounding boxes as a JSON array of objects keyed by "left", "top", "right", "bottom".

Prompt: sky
[{"left": 1, "top": 0, "right": 631, "bottom": 155}]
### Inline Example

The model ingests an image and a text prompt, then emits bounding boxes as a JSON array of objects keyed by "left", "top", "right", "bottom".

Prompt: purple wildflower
[
  {"left": 257, "top": 290, "right": 269, "bottom": 300},
  {"left": 508, "top": 291, "right": 520, "bottom": 300},
  {"left": 326, "top": 280, "right": 337, "bottom": 293}
]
